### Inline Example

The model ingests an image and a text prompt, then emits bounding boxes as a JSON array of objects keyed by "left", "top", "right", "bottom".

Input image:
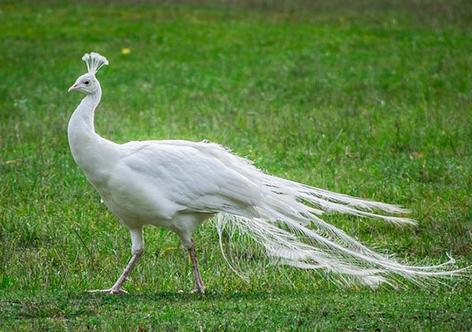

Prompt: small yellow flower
[{"left": 121, "top": 48, "right": 131, "bottom": 55}]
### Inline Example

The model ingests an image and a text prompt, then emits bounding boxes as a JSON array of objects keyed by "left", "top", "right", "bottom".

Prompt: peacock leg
[
  {"left": 89, "top": 227, "right": 143, "bottom": 295},
  {"left": 188, "top": 239, "right": 205, "bottom": 294}
]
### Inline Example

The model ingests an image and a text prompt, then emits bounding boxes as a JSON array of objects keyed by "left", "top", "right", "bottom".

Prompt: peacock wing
[{"left": 119, "top": 141, "right": 261, "bottom": 217}]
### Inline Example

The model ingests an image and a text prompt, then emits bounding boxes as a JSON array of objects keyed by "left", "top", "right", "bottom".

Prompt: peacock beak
[{"left": 68, "top": 83, "right": 79, "bottom": 92}]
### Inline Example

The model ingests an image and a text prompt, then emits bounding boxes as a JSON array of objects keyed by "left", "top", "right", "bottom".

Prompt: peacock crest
[{"left": 82, "top": 52, "right": 109, "bottom": 75}]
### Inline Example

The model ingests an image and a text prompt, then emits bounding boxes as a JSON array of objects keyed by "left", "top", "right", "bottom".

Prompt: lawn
[{"left": 1, "top": 0, "right": 471, "bottom": 330}]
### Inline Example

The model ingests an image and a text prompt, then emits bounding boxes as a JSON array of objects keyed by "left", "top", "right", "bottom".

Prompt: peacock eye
[{"left": 84, "top": 80, "right": 90, "bottom": 85}]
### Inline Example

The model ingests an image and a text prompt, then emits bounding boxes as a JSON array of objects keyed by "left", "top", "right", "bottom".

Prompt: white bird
[{"left": 67, "top": 52, "right": 465, "bottom": 295}]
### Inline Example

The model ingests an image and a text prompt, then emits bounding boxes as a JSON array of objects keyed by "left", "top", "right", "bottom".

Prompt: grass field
[{"left": 1, "top": 1, "right": 472, "bottom": 330}]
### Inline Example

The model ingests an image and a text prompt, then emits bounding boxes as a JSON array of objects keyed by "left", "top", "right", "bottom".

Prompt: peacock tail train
[{"left": 201, "top": 142, "right": 467, "bottom": 288}]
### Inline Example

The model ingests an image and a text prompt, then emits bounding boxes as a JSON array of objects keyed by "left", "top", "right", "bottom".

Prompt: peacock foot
[
  {"left": 191, "top": 286, "right": 205, "bottom": 295},
  {"left": 87, "top": 288, "right": 128, "bottom": 295}
]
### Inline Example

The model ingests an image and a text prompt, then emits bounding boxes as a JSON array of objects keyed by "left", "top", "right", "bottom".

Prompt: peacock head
[{"left": 68, "top": 52, "right": 108, "bottom": 95}]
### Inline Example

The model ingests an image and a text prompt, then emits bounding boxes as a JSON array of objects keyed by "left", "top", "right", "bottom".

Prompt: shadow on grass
[
  {"left": 78, "top": 288, "right": 318, "bottom": 302},
  {"left": 1, "top": 289, "right": 321, "bottom": 321}
]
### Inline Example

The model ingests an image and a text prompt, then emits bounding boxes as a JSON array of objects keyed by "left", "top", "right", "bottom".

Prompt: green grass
[{"left": 1, "top": 1, "right": 472, "bottom": 330}]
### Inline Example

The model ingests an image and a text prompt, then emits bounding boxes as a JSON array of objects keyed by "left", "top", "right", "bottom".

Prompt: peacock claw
[
  {"left": 191, "top": 287, "right": 205, "bottom": 295},
  {"left": 88, "top": 288, "right": 128, "bottom": 295}
]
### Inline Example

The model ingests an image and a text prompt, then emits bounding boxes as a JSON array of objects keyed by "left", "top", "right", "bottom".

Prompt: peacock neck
[
  {"left": 68, "top": 87, "right": 101, "bottom": 139},
  {"left": 68, "top": 85, "right": 118, "bottom": 185}
]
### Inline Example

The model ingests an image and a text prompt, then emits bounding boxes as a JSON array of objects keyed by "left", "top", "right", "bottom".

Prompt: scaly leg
[
  {"left": 188, "top": 239, "right": 205, "bottom": 294},
  {"left": 89, "top": 227, "right": 144, "bottom": 295}
]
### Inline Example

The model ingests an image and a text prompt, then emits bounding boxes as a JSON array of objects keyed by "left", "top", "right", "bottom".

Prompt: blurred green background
[{"left": 1, "top": 0, "right": 471, "bottom": 330}]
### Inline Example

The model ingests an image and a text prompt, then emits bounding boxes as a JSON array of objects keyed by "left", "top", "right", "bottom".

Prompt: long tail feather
[
  {"left": 214, "top": 173, "right": 467, "bottom": 288},
  {"left": 195, "top": 142, "right": 466, "bottom": 286},
  {"left": 216, "top": 212, "right": 466, "bottom": 288}
]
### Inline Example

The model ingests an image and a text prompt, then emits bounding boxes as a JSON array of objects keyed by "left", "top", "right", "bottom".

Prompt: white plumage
[{"left": 67, "top": 52, "right": 465, "bottom": 294}]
